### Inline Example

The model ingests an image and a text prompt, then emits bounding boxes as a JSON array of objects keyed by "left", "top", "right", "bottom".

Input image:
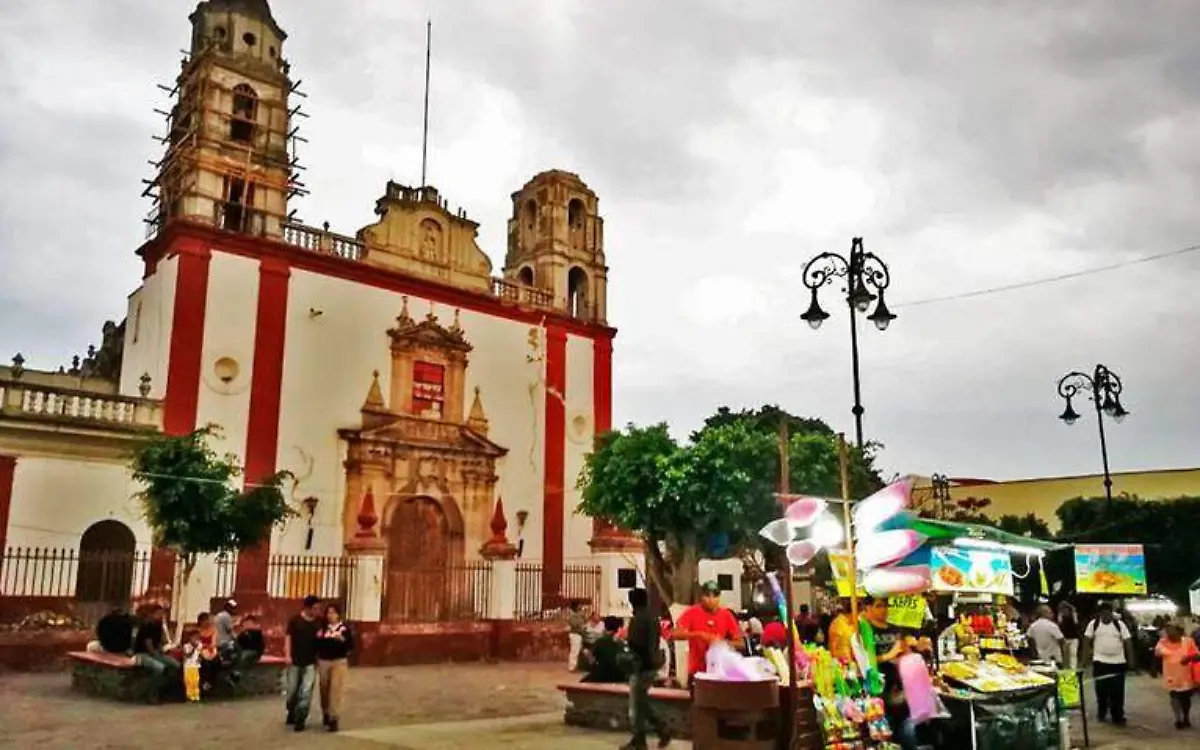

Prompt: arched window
[
  {"left": 567, "top": 267, "right": 589, "bottom": 319},
  {"left": 568, "top": 198, "right": 585, "bottom": 231},
  {"left": 517, "top": 266, "right": 535, "bottom": 286},
  {"left": 230, "top": 83, "right": 258, "bottom": 143},
  {"left": 75, "top": 520, "right": 137, "bottom": 604},
  {"left": 524, "top": 199, "right": 538, "bottom": 231}
]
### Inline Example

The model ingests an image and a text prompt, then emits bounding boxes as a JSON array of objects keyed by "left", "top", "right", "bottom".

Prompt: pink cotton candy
[
  {"left": 787, "top": 540, "right": 820, "bottom": 567},
  {"left": 855, "top": 530, "right": 925, "bottom": 570},
  {"left": 852, "top": 477, "right": 914, "bottom": 533},
  {"left": 863, "top": 565, "right": 932, "bottom": 596},
  {"left": 784, "top": 496, "right": 828, "bottom": 528},
  {"left": 898, "top": 653, "right": 938, "bottom": 724}
]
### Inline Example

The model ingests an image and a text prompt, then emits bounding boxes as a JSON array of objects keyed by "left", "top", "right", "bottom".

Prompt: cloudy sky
[{"left": 2, "top": 0, "right": 1198, "bottom": 482}]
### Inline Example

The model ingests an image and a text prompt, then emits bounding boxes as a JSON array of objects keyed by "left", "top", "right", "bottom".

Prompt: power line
[{"left": 893, "top": 241, "right": 1200, "bottom": 309}]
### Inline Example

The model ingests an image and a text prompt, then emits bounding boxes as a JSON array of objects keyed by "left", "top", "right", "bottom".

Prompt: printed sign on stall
[
  {"left": 829, "top": 549, "right": 866, "bottom": 598},
  {"left": 1057, "top": 670, "right": 1081, "bottom": 710},
  {"left": 931, "top": 547, "right": 1015, "bottom": 595},
  {"left": 886, "top": 594, "right": 926, "bottom": 629},
  {"left": 1074, "top": 544, "right": 1147, "bottom": 595}
]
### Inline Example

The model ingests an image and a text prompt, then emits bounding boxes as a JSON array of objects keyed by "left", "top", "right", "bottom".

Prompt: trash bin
[{"left": 692, "top": 677, "right": 780, "bottom": 750}]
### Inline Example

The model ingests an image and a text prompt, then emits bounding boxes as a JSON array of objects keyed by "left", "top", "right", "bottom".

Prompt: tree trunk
[{"left": 173, "top": 555, "right": 197, "bottom": 645}]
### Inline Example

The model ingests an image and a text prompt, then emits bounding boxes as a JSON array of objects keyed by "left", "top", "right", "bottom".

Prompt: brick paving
[{"left": 0, "top": 664, "right": 1194, "bottom": 749}]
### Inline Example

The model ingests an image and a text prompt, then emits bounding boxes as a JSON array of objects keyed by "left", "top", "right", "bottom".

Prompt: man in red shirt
[{"left": 672, "top": 581, "right": 743, "bottom": 682}]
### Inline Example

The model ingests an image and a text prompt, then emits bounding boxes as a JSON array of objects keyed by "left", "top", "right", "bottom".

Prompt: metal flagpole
[
  {"left": 779, "top": 417, "right": 797, "bottom": 747},
  {"left": 420, "top": 19, "right": 432, "bottom": 187}
]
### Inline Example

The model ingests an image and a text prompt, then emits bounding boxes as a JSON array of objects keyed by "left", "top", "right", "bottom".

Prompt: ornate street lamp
[
  {"left": 800, "top": 237, "right": 896, "bottom": 448},
  {"left": 1057, "top": 364, "right": 1129, "bottom": 504},
  {"left": 929, "top": 473, "right": 952, "bottom": 519}
]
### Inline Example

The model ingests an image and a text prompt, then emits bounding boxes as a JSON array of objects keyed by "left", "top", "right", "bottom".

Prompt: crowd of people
[{"left": 85, "top": 594, "right": 354, "bottom": 733}]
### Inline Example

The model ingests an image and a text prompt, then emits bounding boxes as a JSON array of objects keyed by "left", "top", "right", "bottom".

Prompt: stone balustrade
[
  {"left": 0, "top": 381, "right": 162, "bottom": 431},
  {"left": 279, "top": 221, "right": 558, "bottom": 311}
]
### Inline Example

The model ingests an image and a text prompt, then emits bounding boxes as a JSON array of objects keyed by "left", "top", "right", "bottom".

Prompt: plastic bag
[{"left": 898, "top": 652, "right": 938, "bottom": 724}]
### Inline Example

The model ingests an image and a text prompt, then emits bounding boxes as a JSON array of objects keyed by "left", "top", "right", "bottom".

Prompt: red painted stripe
[
  {"left": 542, "top": 325, "right": 568, "bottom": 598},
  {"left": 0, "top": 455, "right": 16, "bottom": 553},
  {"left": 139, "top": 222, "right": 617, "bottom": 342},
  {"left": 591, "top": 337, "right": 613, "bottom": 539},
  {"left": 161, "top": 239, "right": 212, "bottom": 435},
  {"left": 149, "top": 238, "right": 212, "bottom": 589},
  {"left": 235, "top": 257, "right": 292, "bottom": 594}
]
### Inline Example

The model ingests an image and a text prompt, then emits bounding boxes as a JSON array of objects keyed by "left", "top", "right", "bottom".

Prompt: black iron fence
[
  {"left": 0, "top": 547, "right": 154, "bottom": 626},
  {"left": 515, "top": 563, "right": 601, "bottom": 620}
]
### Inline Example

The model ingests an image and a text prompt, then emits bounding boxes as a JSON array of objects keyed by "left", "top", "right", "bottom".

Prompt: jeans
[
  {"left": 629, "top": 669, "right": 665, "bottom": 746},
  {"left": 1093, "top": 661, "right": 1127, "bottom": 722},
  {"left": 285, "top": 664, "right": 318, "bottom": 725},
  {"left": 134, "top": 652, "right": 181, "bottom": 697}
]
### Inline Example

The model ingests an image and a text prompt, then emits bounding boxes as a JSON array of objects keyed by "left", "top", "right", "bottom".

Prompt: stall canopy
[{"left": 910, "top": 519, "right": 1068, "bottom": 554}]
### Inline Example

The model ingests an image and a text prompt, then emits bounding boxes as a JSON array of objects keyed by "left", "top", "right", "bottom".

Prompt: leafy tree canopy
[
  {"left": 132, "top": 426, "right": 295, "bottom": 568},
  {"left": 578, "top": 406, "right": 885, "bottom": 605}
]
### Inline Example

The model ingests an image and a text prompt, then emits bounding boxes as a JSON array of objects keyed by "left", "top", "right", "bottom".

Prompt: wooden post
[
  {"left": 838, "top": 433, "right": 859, "bottom": 622},
  {"left": 779, "top": 417, "right": 796, "bottom": 748}
]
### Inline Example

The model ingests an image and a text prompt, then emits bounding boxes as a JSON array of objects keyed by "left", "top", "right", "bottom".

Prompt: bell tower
[
  {"left": 146, "top": 0, "right": 296, "bottom": 239},
  {"left": 502, "top": 171, "right": 608, "bottom": 323}
]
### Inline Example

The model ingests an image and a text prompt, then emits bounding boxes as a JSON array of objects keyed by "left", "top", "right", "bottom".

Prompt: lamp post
[
  {"left": 1056, "top": 364, "right": 1130, "bottom": 504},
  {"left": 929, "top": 473, "right": 952, "bottom": 519},
  {"left": 800, "top": 237, "right": 896, "bottom": 449}
]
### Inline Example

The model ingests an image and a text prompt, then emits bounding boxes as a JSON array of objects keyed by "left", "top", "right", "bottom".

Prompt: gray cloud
[{"left": 1, "top": 0, "right": 1198, "bottom": 482}]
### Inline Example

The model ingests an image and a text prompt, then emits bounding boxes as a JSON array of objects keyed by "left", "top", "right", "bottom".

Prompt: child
[
  {"left": 181, "top": 628, "right": 204, "bottom": 702},
  {"left": 1154, "top": 623, "right": 1197, "bottom": 729}
]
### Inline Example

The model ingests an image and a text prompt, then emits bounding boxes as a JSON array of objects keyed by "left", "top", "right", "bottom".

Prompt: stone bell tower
[
  {"left": 146, "top": 0, "right": 295, "bottom": 239},
  {"left": 502, "top": 171, "right": 608, "bottom": 323}
]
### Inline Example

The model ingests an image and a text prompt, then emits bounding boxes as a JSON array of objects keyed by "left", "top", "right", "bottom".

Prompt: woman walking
[
  {"left": 316, "top": 603, "right": 355, "bottom": 732},
  {"left": 1058, "top": 601, "right": 1080, "bottom": 669},
  {"left": 1154, "top": 623, "right": 1196, "bottom": 730}
]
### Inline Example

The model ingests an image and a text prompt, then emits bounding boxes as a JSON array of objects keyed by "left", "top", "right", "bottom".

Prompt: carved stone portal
[{"left": 340, "top": 302, "right": 507, "bottom": 621}]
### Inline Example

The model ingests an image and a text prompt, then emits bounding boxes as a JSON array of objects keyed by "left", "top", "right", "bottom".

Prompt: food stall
[{"left": 918, "top": 530, "right": 1066, "bottom": 750}]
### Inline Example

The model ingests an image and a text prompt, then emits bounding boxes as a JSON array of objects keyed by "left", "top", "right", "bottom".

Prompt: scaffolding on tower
[{"left": 142, "top": 38, "right": 309, "bottom": 241}]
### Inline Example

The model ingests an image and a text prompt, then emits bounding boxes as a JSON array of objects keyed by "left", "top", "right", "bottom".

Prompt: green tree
[
  {"left": 132, "top": 426, "right": 295, "bottom": 634},
  {"left": 578, "top": 407, "right": 886, "bottom": 606}
]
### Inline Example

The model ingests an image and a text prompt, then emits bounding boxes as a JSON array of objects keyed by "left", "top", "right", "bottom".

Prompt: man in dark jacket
[{"left": 623, "top": 589, "right": 671, "bottom": 750}]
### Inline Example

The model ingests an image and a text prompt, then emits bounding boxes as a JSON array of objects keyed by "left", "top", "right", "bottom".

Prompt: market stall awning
[{"left": 911, "top": 518, "right": 1068, "bottom": 553}]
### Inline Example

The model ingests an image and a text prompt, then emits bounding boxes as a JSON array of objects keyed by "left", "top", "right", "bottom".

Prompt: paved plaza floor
[{"left": 0, "top": 662, "right": 1195, "bottom": 749}]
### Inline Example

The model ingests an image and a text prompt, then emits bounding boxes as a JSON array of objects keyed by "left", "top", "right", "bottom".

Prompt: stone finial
[
  {"left": 425, "top": 300, "right": 437, "bottom": 322},
  {"left": 396, "top": 296, "right": 413, "bottom": 327},
  {"left": 467, "top": 386, "right": 489, "bottom": 436},
  {"left": 362, "top": 370, "right": 386, "bottom": 412},
  {"left": 10, "top": 353, "right": 24, "bottom": 379},
  {"left": 480, "top": 497, "right": 519, "bottom": 560},
  {"left": 139, "top": 372, "right": 152, "bottom": 397},
  {"left": 450, "top": 308, "right": 463, "bottom": 335},
  {"left": 355, "top": 488, "right": 379, "bottom": 538}
]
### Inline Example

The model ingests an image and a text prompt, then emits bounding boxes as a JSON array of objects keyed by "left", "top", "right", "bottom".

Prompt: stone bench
[
  {"left": 558, "top": 682, "right": 693, "bottom": 740},
  {"left": 67, "top": 651, "right": 287, "bottom": 703}
]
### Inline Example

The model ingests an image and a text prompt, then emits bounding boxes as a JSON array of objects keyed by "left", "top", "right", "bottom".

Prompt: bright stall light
[
  {"left": 1124, "top": 598, "right": 1177, "bottom": 615},
  {"left": 812, "top": 513, "right": 845, "bottom": 548},
  {"left": 953, "top": 537, "right": 1046, "bottom": 559}
]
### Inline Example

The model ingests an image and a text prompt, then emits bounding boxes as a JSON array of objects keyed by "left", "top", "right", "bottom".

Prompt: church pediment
[
  {"left": 340, "top": 415, "right": 506, "bottom": 458},
  {"left": 387, "top": 300, "right": 472, "bottom": 354}
]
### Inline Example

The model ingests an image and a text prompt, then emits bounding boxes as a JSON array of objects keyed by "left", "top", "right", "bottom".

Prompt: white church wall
[
  {"left": 563, "top": 333, "right": 596, "bottom": 562},
  {"left": 4, "top": 456, "right": 151, "bottom": 552},
  {"left": 119, "top": 254, "right": 178, "bottom": 400},
  {"left": 193, "top": 252, "right": 260, "bottom": 466},
  {"left": 267, "top": 268, "right": 569, "bottom": 560}
]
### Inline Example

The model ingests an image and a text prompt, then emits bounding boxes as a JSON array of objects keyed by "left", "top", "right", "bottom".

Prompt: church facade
[{"left": 0, "top": 0, "right": 639, "bottom": 616}]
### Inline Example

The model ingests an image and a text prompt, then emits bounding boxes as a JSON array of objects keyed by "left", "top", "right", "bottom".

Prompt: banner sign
[
  {"left": 1057, "top": 670, "right": 1081, "bottom": 710},
  {"left": 887, "top": 594, "right": 926, "bottom": 629},
  {"left": 829, "top": 550, "right": 866, "bottom": 598},
  {"left": 931, "top": 548, "right": 1015, "bottom": 595},
  {"left": 1074, "top": 544, "right": 1147, "bottom": 595}
]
